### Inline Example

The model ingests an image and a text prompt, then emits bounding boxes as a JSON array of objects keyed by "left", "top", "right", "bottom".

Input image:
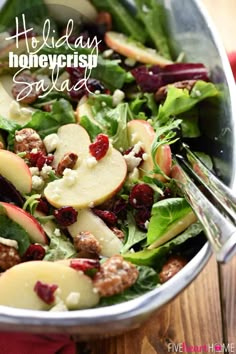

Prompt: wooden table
[{"left": 76, "top": 1, "right": 236, "bottom": 353}]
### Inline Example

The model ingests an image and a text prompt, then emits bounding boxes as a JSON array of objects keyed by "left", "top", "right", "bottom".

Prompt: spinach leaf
[
  {"left": 156, "top": 81, "right": 219, "bottom": 125},
  {"left": 124, "top": 222, "right": 203, "bottom": 268},
  {"left": 97, "top": 265, "right": 158, "bottom": 307},
  {"left": 24, "top": 99, "right": 75, "bottom": 138},
  {"left": 134, "top": 0, "right": 172, "bottom": 59},
  {"left": 0, "top": 214, "right": 30, "bottom": 256},
  {"left": 91, "top": 57, "right": 132, "bottom": 91},
  {"left": 91, "top": 0, "right": 146, "bottom": 43},
  {"left": 180, "top": 109, "right": 201, "bottom": 138},
  {"left": 79, "top": 116, "right": 102, "bottom": 141},
  {"left": 109, "top": 103, "right": 131, "bottom": 151},
  {"left": 121, "top": 213, "right": 147, "bottom": 254},
  {"left": 0, "top": 0, "right": 47, "bottom": 29},
  {"left": 147, "top": 198, "right": 193, "bottom": 245}
]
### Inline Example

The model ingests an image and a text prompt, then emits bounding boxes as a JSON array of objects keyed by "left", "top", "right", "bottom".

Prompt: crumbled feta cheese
[
  {"left": 124, "top": 154, "right": 142, "bottom": 172},
  {"left": 40, "top": 164, "right": 52, "bottom": 179},
  {"left": 0, "top": 237, "right": 18, "bottom": 249},
  {"left": 86, "top": 156, "right": 98, "bottom": 168},
  {"left": 50, "top": 300, "right": 68, "bottom": 312},
  {"left": 103, "top": 49, "right": 114, "bottom": 58},
  {"left": 132, "top": 141, "right": 143, "bottom": 154},
  {"left": 31, "top": 148, "right": 38, "bottom": 154},
  {"left": 193, "top": 89, "right": 201, "bottom": 97},
  {"left": 142, "top": 153, "right": 149, "bottom": 161},
  {"left": 101, "top": 101, "right": 107, "bottom": 107},
  {"left": 65, "top": 292, "right": 80, "bottom": 308},
  {"left": 30, "top": 167, "right": 39, "bottom": 176},
  {"left": 112, "top": 89, "right": 125, "bottom": 106},
  {"left": 32, "top": 175, "right": 44, "bottom": 190},
  {"left": 54, "top": 228, "right": 61, "bottom": 237},
  {"left": 124, "top": 142, "right": 143, "bottom": 172},
  {"left": 95, "top": 90, "right": 101, "bottom": 95},
  {"left": 43, "top": 133, "right": 59, "bottom": 153},
  {"left": 144, "top": 220, "right": 150, "bottom": 229},
  {"left": 62, "top": 168, "right": 78, "bottom": 187},
  {"left": 124, "top": 57, "right": 136, "bottom": 67}
]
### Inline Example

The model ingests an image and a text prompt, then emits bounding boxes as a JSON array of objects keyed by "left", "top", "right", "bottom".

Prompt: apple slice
[
  {"left": 105, "top": 32, "right": 173, "bottom": 67},
  {"left": 0, "top": 149, "right": 32, "bottom": 194},
  {"left": 0, "top": 202, "right": 48, "bottom": 245},
  {"left": 0, "top": 261, "right": 99, "bottom": 310},
  {"left": 52, "top": 123, "right": 91, "bottom": 167},
  {"left": 68, "top": 208, "right": 122, "bottom": 257},
  {"left": 76, "top": 96, "right": 102, "bottom": 129},
  {"left": 0, "top": 76, "right": 35, "bottom": 124},
  {"left": 0, "top": 37, "right": 44, "bottom": 59},
  {"left": 44, "top": 0, "right": 97, "bottom": 22},
  {"left": 127, "top": 119, "right": 172, "bottom": 181},
  {"left": 45, "top": 124, "right": 127, "bottom": 209}
]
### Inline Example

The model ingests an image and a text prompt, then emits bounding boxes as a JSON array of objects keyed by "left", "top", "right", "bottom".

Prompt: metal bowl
[{"left": 0, "top": 0, "right": 235, "bottom": 336}]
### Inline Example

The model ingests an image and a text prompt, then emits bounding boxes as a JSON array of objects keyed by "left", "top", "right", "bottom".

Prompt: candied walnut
[
  {"left": 93, "top": 255, "right": 139, "bottom": 297},
  {"left": 12, "top": 72, "right": 41, "bottom": 104},
  {"left": 155, "top": 80, "right": 197, "bottom": 102},
  {"left": 159, "top": 256, "right": 187, "bottom": 284},
  {"left": 57, "top": 152, "right": 78, "bottom": 176},
  {"left": 74, "top": 231, "right": 101, "bottom": 255},
  {"left": 14, "top": 128, "right": 46, "bottom": 156},
  {"left": 0, "top": 243, "right": 21, "bottom": 271},
  {"left": 110, "top": 227, "right": 125, "bottom": 241}
]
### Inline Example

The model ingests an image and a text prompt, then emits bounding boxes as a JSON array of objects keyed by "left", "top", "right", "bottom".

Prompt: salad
[{"left": 0, "top": 0, "right": 220, "bottom": 311}]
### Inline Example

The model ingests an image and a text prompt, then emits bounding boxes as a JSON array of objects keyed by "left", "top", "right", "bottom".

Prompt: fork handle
[{"left": 172, "top": 163, "right": 236, "bottom": 263}]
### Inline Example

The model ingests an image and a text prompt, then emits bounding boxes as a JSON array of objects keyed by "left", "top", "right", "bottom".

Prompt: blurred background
[{"left": 203, "top": 0, "right": 235, "bottom": 53}]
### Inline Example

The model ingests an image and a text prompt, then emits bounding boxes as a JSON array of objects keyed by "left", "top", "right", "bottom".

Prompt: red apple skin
[
  {"left": 105, "top": 32, "right": 172, "bottom": 67},
  {"left": 0, "top": 202, "right": 48, "bottom": 245},
  {"left": 127, "top": 120, "right": 172, "bottom": 181},
  {"left": 155, "top": 144, "right": 172, "bottom": 182},
  {"left": 0, "top": 150, "right": 32, "bottom": 194}
]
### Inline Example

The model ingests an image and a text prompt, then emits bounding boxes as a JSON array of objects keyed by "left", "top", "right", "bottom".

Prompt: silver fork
[{"left": 172, "top": 144, "right": 236, "bottom": 263}]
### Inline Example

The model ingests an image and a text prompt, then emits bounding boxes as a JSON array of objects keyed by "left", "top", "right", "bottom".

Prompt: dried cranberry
[
  {"left": 93, "top": 209, "right": 117, "bottom": 226},
  {"left": 112, "top": 198, "right": 127, "bottom": 218},
  {"left": 70, "top": 259, "right": 100, "bottom": 272},
  {"left": 66, "top": 67, "right": 105, "bottom": 100},
  {"left": 34, "top": 280, "right": 58, "bottom": 304},
  {"left": 36, "top": 197, "right": 50, "bottom": 215},
  {"left": 22, "top": 244, "right": 46, "bottom": 261},
  {"left": 129, "top": 184, "right": 154, "bottom": 209},
  {"left": 54, "top": 206, "right": 78, "bottom": 227},
  {"left": 36, "top": 155, "right": 54, "bottom": 170},
  {"left": 135, "top": 208, "right": 151, "bottom": 230},
  {"left": 124, "top": 146, "right": 145, "bottom": 160},
  {"left": 89, "top": 134, "right": 109, "bottom": 160},
  {"left": 29, "top": 151, "right": 54, "bottom": 170}
]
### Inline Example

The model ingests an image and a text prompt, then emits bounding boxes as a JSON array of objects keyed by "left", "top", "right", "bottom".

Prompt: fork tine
[
  {"left": 181, "top": 143, "right": 236, "bottom": 222},
  {"left": 172, "top": 159, "right": 236, "bottom": 263}
]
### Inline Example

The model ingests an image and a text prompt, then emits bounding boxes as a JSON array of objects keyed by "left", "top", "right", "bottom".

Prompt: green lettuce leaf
[
  {"left": 0, "top": 208, "right": 30, "bottom": 256},
  {"left": 109, "top": 103, "right": 131, "bottom": 151},
  {"left": 121, "top": 213, "right": 147, "bottom": 254},
  {"left": 124, "top": 221, "right": 203, "bottom": 268},
  {"left": 91, "top": 0, "right": 147, "bottom": 43},
  {"left": 91, "top": 57, "right": 133, "bottom": 91},
  {"left": 134, "top": 0, "right": 172, "bottom": 59},
  {"left": 156, "top": 81, "right": 220, "bottom": 125},
  {"left": 97, "top": 265, "right": 158, "bottom": 307},
  {"left": 24, "top": 99, "right": 75, "bottom": 138},
  {"left": 147, "top": 198, "right": 192, "bottom": 245}
]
